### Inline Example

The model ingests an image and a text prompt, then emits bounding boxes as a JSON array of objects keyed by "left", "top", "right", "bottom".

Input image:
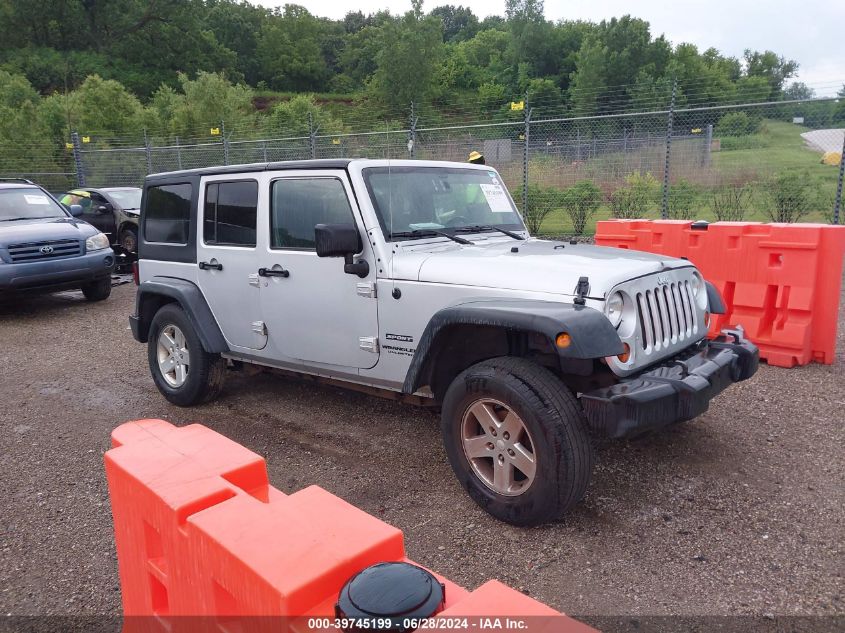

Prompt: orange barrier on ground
[
  {"left": 106, "top": 419, "right": 595, "bottom": 632},
  {"left": 595, "top": 220, "right": 845, "bottom": 367}
]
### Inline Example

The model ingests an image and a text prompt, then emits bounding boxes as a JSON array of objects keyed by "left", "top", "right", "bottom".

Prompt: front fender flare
[{"left": 402, "top": 299, "right": 624, "bottom": 394}]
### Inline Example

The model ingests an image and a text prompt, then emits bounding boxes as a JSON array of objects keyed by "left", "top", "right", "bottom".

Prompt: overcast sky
[{"left": 252, "top": 0, "right": 844, "bottom": 96}]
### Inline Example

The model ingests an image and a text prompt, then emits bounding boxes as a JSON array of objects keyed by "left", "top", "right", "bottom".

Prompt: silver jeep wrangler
[{"left": 130, "top": 159, "right": 758, "bottom": 525}]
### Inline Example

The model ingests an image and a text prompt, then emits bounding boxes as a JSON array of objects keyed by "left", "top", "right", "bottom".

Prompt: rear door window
[{"left": 203, "top": 181, "right": 258, "bottom": 247}]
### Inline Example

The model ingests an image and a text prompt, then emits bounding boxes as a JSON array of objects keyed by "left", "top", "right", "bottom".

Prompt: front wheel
[
  {"left": 81, "top": 277, "right": 111, "bottom": 301},
  {"left": 441, "top": 357, "right": 594, "bottom": 526},
  {"left": 119, "top": 227, "right": 138, "bottom": 253},
  {"left": 148, "top": 304, "right": 226, "bottom": 406}
]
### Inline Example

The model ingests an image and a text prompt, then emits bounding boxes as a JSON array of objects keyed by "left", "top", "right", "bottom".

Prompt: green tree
[
  {"left": 267, "top": 94, "right": 344, "bottom": 136},
  {"left": 430, "top": 5, "right": 479, "bottom": 42},
  {"left": 257, "top": 5, "right": 331, "bottom": 92},
  {"left": 371, "top": 0, "right": 444, "bottom": 109},
  {"left": 743, "top": 49, "right": 798, "bottom": 100}
]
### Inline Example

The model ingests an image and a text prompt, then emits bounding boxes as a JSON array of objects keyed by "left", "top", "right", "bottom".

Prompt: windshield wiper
[
  {"left": 454, "top": 224, "right": 525, "bottom": 240},
  {"left": 389, "top": 229, "right": 473, "bottom": 245}
]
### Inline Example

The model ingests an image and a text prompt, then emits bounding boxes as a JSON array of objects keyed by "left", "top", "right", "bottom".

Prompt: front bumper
[
  {"left": 0, "top": 249, "right": 115, "bottom": 294},
  {"left": 581, "top": 328, "right": 759, "bottom": 438}
]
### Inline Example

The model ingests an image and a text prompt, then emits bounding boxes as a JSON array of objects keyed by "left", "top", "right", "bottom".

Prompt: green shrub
[
  {"left": 560, "top": 180, "right": 602, "bottom": 234},
  {"left": 513, "top": 184, "right": 559, "bottom": 234},
  {"left": 715, "top": 111, "right": 762, "bottom": 137},
  {"left": 610, "top": 172, "right": 659, "bottom": 219},
  {"left": 764, "top": 171, "right": 811, "bottom": 223},
  {"left": 711, "top": 183, "right": 751, "bottom": 221},
  {"left": 667, "top": 179, "right": 699, "bottom": 220}
]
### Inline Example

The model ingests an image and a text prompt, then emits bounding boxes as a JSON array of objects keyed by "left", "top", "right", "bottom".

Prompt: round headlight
[
  {"left": 691, "top": 273, "right": 708, "bottom": 309},
  {"left": 606, "top": 291, "right": 624, "bottom": 328}
]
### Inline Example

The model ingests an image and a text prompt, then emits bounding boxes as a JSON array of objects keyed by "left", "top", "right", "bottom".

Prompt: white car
[{"left": 130, "top": 159, "right": 758, "bottom": 525}]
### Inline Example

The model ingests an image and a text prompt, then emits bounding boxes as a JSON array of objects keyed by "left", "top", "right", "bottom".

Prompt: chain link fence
[{"left": 4, "top": 93, "right": 844, "bottom": 234}]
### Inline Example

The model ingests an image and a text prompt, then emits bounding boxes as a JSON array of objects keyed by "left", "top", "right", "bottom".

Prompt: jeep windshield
[
  {"left": 0, "top": 188, "right": 68, "bottom": 221},
  {"left": 362, "top": 166, "right": 524, "bottom": 241}
]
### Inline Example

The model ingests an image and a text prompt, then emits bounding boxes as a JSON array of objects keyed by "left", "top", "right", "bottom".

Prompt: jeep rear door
[
  {"left": 259, "top": 170, "right": 379, "bottom": 370},
  {"left": 196, "top": 178, "right": 267, "bottom": 350}
]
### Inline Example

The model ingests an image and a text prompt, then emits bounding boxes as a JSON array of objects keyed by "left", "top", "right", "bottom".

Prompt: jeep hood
[
  {"left": 0, "top": 217, "right": 97, "bottom": 246},
  {"left": 392, "top": 237, "right": 694, "bottom": 298}
]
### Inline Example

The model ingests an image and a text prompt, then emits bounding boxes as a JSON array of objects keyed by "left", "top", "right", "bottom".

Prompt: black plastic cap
[{"left": 336, "top": 562, "right": 445, "bottom": 632}]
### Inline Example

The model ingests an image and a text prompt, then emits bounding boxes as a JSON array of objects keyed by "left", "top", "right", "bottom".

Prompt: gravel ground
[{"left": 0, "top": 280, "right": 842, "bottom": 623}]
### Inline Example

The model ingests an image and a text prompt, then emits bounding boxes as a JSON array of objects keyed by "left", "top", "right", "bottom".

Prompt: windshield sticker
[
  {"left": 24, "top": 195, "right": 50, "bottom": 205},
  {"left": 479, "top": 183, "right": 512, "bottom": 213}
]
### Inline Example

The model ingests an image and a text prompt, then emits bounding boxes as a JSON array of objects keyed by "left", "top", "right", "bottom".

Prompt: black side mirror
[
  {"left": 314, "top": 223, "right": 369, "bottom": 278},
  {"left": 69, "top": 204, "right": 83, "bottom": 217}
]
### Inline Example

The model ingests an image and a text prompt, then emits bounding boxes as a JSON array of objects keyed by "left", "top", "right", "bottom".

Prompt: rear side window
[
  {"left": 144, "top": 184, "right": 192, "bottom": 244},
  {"left": 270, "top": 178, "right": 354, "bottom": 250},
  {"left": 203, "top": 181, "right": 258, "bottom": 247}
]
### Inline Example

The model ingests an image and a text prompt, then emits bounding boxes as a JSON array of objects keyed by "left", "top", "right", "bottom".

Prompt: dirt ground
[{"left": 0, "top": 280, "right": 842, "bottom": 625}]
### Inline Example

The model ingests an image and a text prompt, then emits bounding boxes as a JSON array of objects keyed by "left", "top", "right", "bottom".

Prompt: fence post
[
  {"left": 661, "top": 79, "right": 677, "bottom": 219},
  {"left": 408, "top": 102, "right": 418, "bottom": 158},
  {"left": 262, "top": 140, "right": 268, "bottom": 162},
  {"left": 143, "top": 129, "right": 153, "bottom": 174},
  {"left": 221, "top": 121, "right": 229, "bottom": 166},
  {"left": 175, "top": 136, "right": 183, "bottom": 170},
  {"left": 71, "top": 131, "right": 86, "bottom": 187},
  {"left": 703, "top": 124, "right": 713, "bottom": 167},
  {"left": 308, "top": 112, "right": 318, "bottom": 160},
  {"left": 522, "top": 102, "right": 532, "bottom": 216},
  {"left": 834, "top": 131, "right": 845, "bottom": 225}
]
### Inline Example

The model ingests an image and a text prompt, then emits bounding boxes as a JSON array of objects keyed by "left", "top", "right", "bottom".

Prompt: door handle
[
  {"left": 258, "top": 266, "right": 290, "bottom": 278},
  {"left": 198, "top": 261, "right": 223, "bottom": 271}
]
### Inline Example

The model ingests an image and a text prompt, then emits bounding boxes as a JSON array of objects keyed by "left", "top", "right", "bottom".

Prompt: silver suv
[{"left": 130, "top": 159, "right": 758, "bottom": 525}]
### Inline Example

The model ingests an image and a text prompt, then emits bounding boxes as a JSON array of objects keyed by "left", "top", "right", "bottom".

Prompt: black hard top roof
[{"left": 144, "top": 159, "right": 355, "bottom": 184}]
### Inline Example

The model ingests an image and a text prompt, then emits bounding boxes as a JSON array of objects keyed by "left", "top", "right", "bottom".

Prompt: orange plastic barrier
[
  {"left": 595, "top": 220, "right": 845, "bottom": 367},
  {"left": 106, "top": 419, "right": 595, "bottom": 632}
]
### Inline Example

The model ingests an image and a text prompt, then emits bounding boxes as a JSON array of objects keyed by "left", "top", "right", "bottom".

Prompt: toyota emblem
[{"left": 40, "top": 245, "right": 54, "bottom": 254}]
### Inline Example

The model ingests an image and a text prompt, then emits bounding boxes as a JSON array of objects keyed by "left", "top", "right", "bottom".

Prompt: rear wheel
[
  {"left": 148, "top": 304, "right": 225, "bottom": 406},
  {"left": 441, "top": 357, "right": 594, "bottom": 526},
  {"left": 81, "top": 277, "right": 111, "bottom": 301}
]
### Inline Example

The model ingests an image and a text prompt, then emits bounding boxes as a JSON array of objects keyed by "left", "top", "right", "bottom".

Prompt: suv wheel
[
  {"left": 81, "top": 278, "right": 112, "bottom": 301},
  {"left": 148, "top": 304, "right": 226, "bottom": 406},
  {"left": 119, "top": 227, "right": 138, "bottom": 253},
  {"left": 441, "top": 357, "right": 594, "bottom": 526}
]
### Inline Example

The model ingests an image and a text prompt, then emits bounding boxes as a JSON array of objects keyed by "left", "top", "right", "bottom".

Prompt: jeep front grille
[
  {"left": 635, "top": 279, "right": 698, "bottom": 354},
  {"left": 7, "top": 239, "right": 82, "bottom": 262}
]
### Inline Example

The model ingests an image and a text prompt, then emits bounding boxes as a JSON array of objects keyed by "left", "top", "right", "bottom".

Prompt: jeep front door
[
  {"left": 196, "top": 178, "right": 267, "bottom": 350},
  {"left": 259, "top": 172, "right": 379, "bottom": 369}
]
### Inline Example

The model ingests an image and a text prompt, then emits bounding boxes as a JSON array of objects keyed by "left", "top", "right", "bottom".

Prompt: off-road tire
[
  {"left": 81, "top": 277, "right": 112, "bottom": 301},
  {"left": 148, "top": 303, "right": 226, "bottom": 406},
  {"left": 441, "top": 357, "right": 594, "bottom": 526}
]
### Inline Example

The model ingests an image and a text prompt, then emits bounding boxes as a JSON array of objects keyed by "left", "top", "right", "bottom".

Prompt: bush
[
  {"left": 711, "top": 183, "right": 751, "bottom": 221},
  {"left": 764, "top": 171, "right": 811, "bottom": 223},
  {"left": 610, "top": 172, "right": 659, "bottom": 219},
  {"left": 513, "top": 183, "right": 563, "bottom": 234},
  {"left": 560, "top": 180, "right": 602, "bottom": 234},
  {"left": 715, "top": 111, "right": 762, "bottom": 137},
  {"left": 667, "top": 179, "right": 699, "bottom": 220}
]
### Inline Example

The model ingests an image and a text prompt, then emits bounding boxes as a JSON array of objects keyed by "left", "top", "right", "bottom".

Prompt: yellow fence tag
[
  {"left": 210, "top": 127, "right": 220, "bottom": 136},
  {"left": 510, "top": 101, "right": 525, "bottom": 111}
]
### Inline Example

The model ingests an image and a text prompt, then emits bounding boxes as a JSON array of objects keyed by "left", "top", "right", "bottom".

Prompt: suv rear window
[
  {"left": 203, "top": 181, "right": 258, "bottom": 247},
  {"left": 144, "top": 183, "right": 192, "bottom": 244}
]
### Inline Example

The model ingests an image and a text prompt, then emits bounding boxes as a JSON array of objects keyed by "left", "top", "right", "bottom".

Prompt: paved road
[{"left": 1, "top": 282, "right": 843, "bottom": 622}]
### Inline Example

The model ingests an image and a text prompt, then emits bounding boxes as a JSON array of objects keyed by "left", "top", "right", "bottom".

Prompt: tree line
[{"left": 0, "top": 0, "right": 826, "bottom": 137}]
